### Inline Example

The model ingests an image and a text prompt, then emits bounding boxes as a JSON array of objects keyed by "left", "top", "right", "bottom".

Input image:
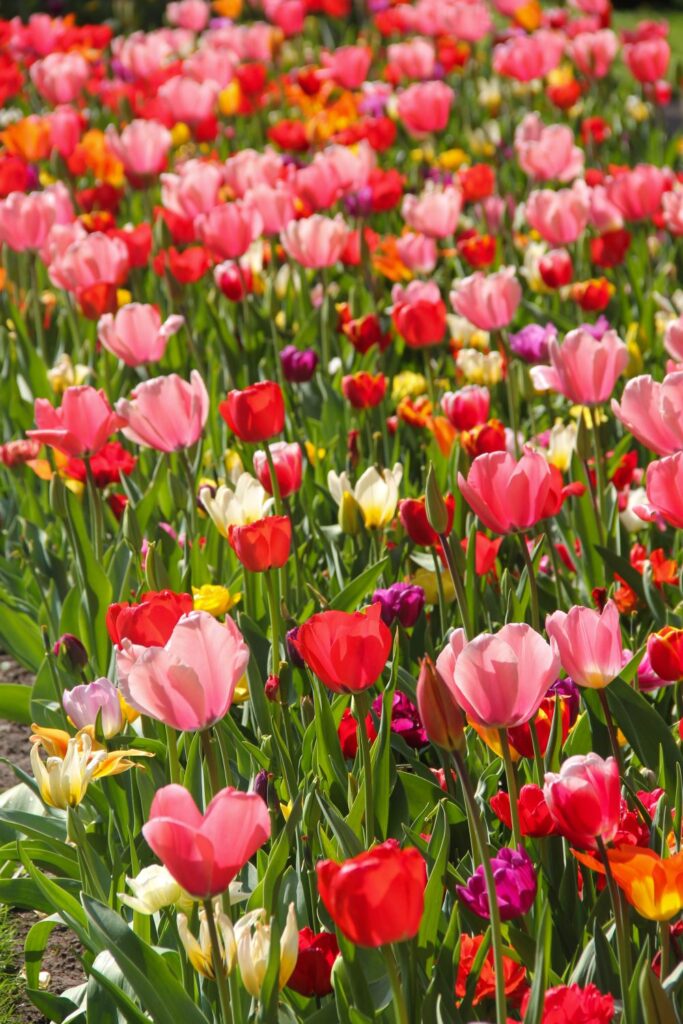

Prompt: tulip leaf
[
  {"left": 0, "top": 681, "right": 31, "bottom": 724},
  {"left": 417, "top": 802, "right": 449, "bottom": 964},
  {"left": 87, "top": 963, "right": 151, "bottom": 1024},
  {"left": 0, "top": 591, "right": 44, "bottom": 672},
  {"left": 25, "top": 987, "right": 82, "bottom": 1023},
  {"left": 606, "top": 679, "right": 683, "bottom": 795},
  {"left": 328, "top": 557, "right": 389, "bottom": 611},
  {"left": 639, "top": 959, "right": 678, "bottom": 1024},
  {"left": 523, "top": 903, "right": 551, "bottom": 1024},
  {"left": 24, "top": 916, "right": 60, "bottom": 990},
  {"left": 82, "top": 896, "right": 212, "bottom": 1024}
]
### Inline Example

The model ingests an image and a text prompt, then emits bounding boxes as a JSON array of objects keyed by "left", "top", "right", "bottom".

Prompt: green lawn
[{"left": 612, "top": 6, "right": 683, "bottom": 58}]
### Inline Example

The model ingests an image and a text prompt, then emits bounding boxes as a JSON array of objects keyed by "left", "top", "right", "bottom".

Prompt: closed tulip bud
[
  {"left": 417, "top": 655, "right": 465, "bottom": 752},
  {"left": 53, "top": 632, "right": 89, "bottom": 671},
  {"left": 235, "top": 903, "right": 298, "bottom": 998},
  {"left": 62, "top": 678, "right": 124, "bottom": 738},
  {"left": 118, "top": 865, "right": 191, "bottom": 915},
  {"left": 425, "top": 464, "right": 449, "bottom": 535},
  {"left": 338, "top": 490, "right": 362, "bottom": 535}
]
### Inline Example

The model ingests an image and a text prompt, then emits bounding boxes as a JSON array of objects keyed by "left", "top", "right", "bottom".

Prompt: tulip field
[{"left": 1, "top": 1, "right": 683, "bottom": 1022}]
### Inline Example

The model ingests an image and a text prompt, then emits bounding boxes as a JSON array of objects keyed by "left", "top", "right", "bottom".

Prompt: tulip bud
[
  {"left": 425, "top": 464, "right": 449, "bottom": 536},
  {"left": 53, "top": 633, "right": 89, "bottom": 671},
  {"left": 235, "top": 903, "right": 298, "bottom": 998},
  {"left": 62, "top": 678, "right": 124, "bottom": 738},
  {"left": 119, "top": 865, "right": 191, "bottom": 915},
  {"left": 338, "top": 490, "right": 362, "bottom": 535},
  {"left": 416, "top": 655, "right": 465, "bottom": 752}
]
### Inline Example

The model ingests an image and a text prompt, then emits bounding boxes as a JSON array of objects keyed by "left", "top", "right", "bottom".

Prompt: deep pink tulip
[
  {"left": 30, "top": 51, "right": 89, "bottom": 104},
  {"left": 49, "top": 105, "right": 83, "bottom": 160},
  {"left": 395, "top": 233, "right": 437, "bottom": 274},
  {"left": 457, "top": 449, "right": 553, "bottom": 534},
  {"left": 281, "top": 215, "right": 349, "bottom": 269},
  {"left": 514, "top": 114, "right": 583, "bottom": 183},
  {"left": 568, "top": 29, "right": 619, "bottom": 78},
  {"left": 530, "top": 328, "right": 628, "bottom": 405},
  {"left": 116, "top": 370, "right": 209, "bottom": 452},
  {"left": 98, "top": 304, "right": 184, "bottom": 367},
  {"left": 493, "top": 30, "right": 565, "bottom": 81},
  {"left": 544, "top": 754, "right": 621, "bottom": 849},
  {"left": 0, "top": 191, "right": 58, "bottom": 252},
  {"left": 624, "top": 38, "right": 670, "bottom": 83},
  {"left": 450, "top": 266, "right": 521, "bottom": 331},
  {"left": 117, "top": 610, "right": 249, "bottom": 731},
  {"left": 441, "top": 386, "right": 490, "bottom": 431},
  {"left": 161, "top": 161, "right": 224, "bottom": 221},
  {"left": 143, "top": 784, "right": 270, "bottom": 897},
  {"left": 28, "top": 386, "right": 124, "bottom": 458},
  {"left": 253, "top": 442, "right": 303, "bottom": 499},
  {"left": 158, "top": 75, "right": 219, "bottom": 126},
  {"left": 612, "top": 373, "right": 683, "bottom": 455},
  {"left": 637, "top": 453, "right": 683, "bottom": 529},
  {"left": 436, "top": 624, "right": 560, "bottom": 729},
  {"left": 663, "top": 191, "right": 683, "bottom": 236},
  {"left": 106, "top": 120, "right": 173, "bottom": 179},
  {"left": 397, "top": 81, "right": 453, "bottom": 137},
  {"left": 606, "top": 165, "right": 669, "bottom": 222},
  {"left": 321, "top": 45, "right": 372, "bottom": 89},
  {"left": 166, "top": 0, "right": 210, "bottom": 30},
  {"left": 196, "top": 201, "right": 263, "bottom": 260},
  {"left": 48, "top": 232, "right": 130, "bottom": 293},
  {"left": 546, "top": 601, "right": 624, "bottom": 690},
  {"left": 402, "top": 187, "right": 462, "bottom": 239},
  {"left": 525, "top": 182, "right": 591, "bottom": 245}
]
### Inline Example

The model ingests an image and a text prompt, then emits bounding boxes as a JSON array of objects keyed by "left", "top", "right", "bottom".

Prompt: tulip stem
[
  {"left": 438, "top": 533, "right": 472, "bottom": 640},
  {"left": 518, "top": 534, "right": 540, "bottom": 632},
  {"left": 660, "top": 922, "right": 671, "bottom": 980},
  {"left": 353, "top": 692, "right": 375, "bottom": 844},
  {"left": 202, "top": 899, "right": 234, "bottom": 1024},
  {"left": 264, "top": 569, "right": 282, "bottom": 672},
  {"left": 201, "top": 729, "right": 222, "bottom": 799},
  {"left": 84, "top": 457, "right": 104, "bottom": 563},
  {"left": 453, "top": 749, "right": 507, "bottom": 1024},
  {"left": 598, "top": 688, "right": 622, "bottom": 775},
  {"left": 165, "top": 725, "right": 182, "bottom": 785},
  {"left": 263, "top": 443, "right": 283, "bottom": 517},
  {"left": 382, "top": 946, "right": 409, "bottom": 1024},
  {"left": 596, "top": 838, "right": 633, "bottom": 1024},
  {"left": 498, "top": 730, "right": 522, "bottom": 850},
  {"left": 590, "top": 408, "right": 607, "bottom": 550},
  {"left": 431, "top": 550, "right": 448, "bottom": 640}
]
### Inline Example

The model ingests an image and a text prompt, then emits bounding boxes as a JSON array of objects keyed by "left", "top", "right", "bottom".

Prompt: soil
[{"left": 0, "top": 655, "right": 86, "bottom": 1023}]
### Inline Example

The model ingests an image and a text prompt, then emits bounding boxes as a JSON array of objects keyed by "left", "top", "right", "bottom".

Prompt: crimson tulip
[
  {"left": 228, "top": 515, "right": 292, "bottom": 573},
  {"left": 219, "top": 380, "right": 285, "bottom": 442},
  {"left": 286, "top": 929, "right": 339, "bottom": 996},
  {"left": 294, "top": 603, "right": 392, "bottom": 693},
  {"left": 106, "top": 590, "right": 193, "bottom": 647}
]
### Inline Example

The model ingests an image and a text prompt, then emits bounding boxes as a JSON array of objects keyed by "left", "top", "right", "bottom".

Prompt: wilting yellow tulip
[
  {"left": 235, "top": 903, "right": 298, "bottom": 999},
  {"left": 178, "top": 902, "right": 236, "bottom": 979}
]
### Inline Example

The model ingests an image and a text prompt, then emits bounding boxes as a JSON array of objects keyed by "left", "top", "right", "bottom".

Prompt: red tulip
[
  {"left": 253, "top": 442, "right": 302, "bottom": 499},
  {"left": 228, "top": 515, "right": 292, "bottom": 573},
  {"left": 106, "top": 590, "right": 194, "bottom": 648},
  {"left": 544, "top": 754, "right": 621, "bottom": 850},
  {"left": 399, "top": 494, "right": 455, "bottom": 546},
  {"left": 286, "top": 929, "right": 339, "bottom": 996},
  {"left": 647, "top": 626, "right": 683, "bottom": 682},
  {"left": 294, "top": 603, "right": 392, "bottom": 693},
  {"left": 341, "top": 372, "right": 387, "bottom": 409},
  {"left": 219, "top": 380, "right": 285, "bottom": 442},
  {"left": 316, "top": 839, "right": 426, "bottom": 947},
  {"left": 490, "top": 784, "right": 557, "bottom": 838}
]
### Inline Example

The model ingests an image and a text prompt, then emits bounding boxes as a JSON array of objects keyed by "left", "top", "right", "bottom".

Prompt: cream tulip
[
  {"left": 200, "top": 473, "right": 273, "bottom": 537},
  {"left": 328, "top": 464, "right": 403, "bottom": 530},
  {"left": 234, "top": 903, "right": 298, "bottom": 999},
  {"left": 177, "top": 902, "right": 236, "bottom": 980}
]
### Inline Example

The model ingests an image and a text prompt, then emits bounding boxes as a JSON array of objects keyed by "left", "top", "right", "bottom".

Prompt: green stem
[
  {"left": 453, "top": 749, "right": 507, "bottom": 1024},
  {"left": 202, "top": 899, "right": 234, "bottom": 1024},
  {"left": 499, "top": 730, "right": 522, "bottom": 849},
  {"left": 431, "top": 549, "right": 448, "bottom": 640},
  {"left": 30, "top": 257, "right": 47, "bottom": 363},
  {"left": 596, "top": 838, "right": 633, "bottom": 1024},
  {"left": 263, "top": 443, "right": 283, "bottom": 517},
  {"left": 165, "top": 725, "right": 182, "bottom": 785},
  {"left": 438, "top": 534, "right": 472, "bottom": 639},
  {"left": 201, "top": 728, "right": 222, "bottom": 799},
  {"left": 518, "top": 534, "right": 540, "bottom": 632},
  {"left": 529, "top": 720, "right": 545, "bottom": 788},
  {"left": 382, "top": 946, "right": 409, "bottom": 1024},
  {"left": 264, "top": 569, "right": 281, "bottom": 674},
  {"left": 591, "top": 407, "right": 607, "bottom": 548},
  {"left": 598, "top": 688, "right": 623, "bottom": 775},
  {"left": 660, "top": 921, "right": 671, "bottom": 981},
  {"left": 353, "top": 692, "right": 375, "bottom": 844},
  {"left": 84, "top": 458, "right": 104, "bottom": 563}
]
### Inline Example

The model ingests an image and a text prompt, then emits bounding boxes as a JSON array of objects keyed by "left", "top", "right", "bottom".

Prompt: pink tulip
[
  {"left": 457, "top": 449, "right": 553, "bottom": 534},
  {"left": 436, "top": 623, "right": 560, "bottom": 729},
  {"left": 161, "top": 162, "right": 224, "bottom": 221},
  {"left": 606, "top": 165, "right": 669, "bottom": 222},
  {"left": 568, "top": 30, "right": 618, "bottom": 78},
  {"left": 530, "top": 328, "right": 628, "bottom": 406},
  {"left": 544, "top": 754, "right": 621, "bottom": 849},
  {"left": 158, "top": 76, "right": 219, "bottom": 126},
  {"left": 98, "top": 304, "right": 185, "bottom": 367},
  {"left": 264, "top": 0, "right": 306, "bottom": 37},
  {"left": 525, "top": 182, "right": 591, "bottom": 245},
  {"left": 402, "top": 187, "right": 462, "bottom": 239},
  {"left": 321, "top": 46, "right": 372, "bottom": 89},
  {"left": 244, "top": 184, "right": 296, "bottom": 235},
  {"left": 195, "top": 201, "right": 263, "bottom": 260},
  {"left": 450, "top": 266, "right": 521, "bottom": 331},
  {"left": 611, "top": 373, "right": 683, "bottom": 455},
  {"left": 514, "top": 114, "right": 583, "bottom": 183},
  {"left": 663, "top": 191, "right": 683, "bottom": 236},
  {"left": 28, "top": 386, "right": 124, "bottom": 458},
  {"left": 397, "top": 81, "right": 453, "bottom": 138},
  {"left": 116, "top": 371, "right": 209, "bottom": 452},
  {"left": 281, "top": 214, "right": 349, "bottom": 269},
  {"left": 184, "top": 46, "right": 237, "bottom": 88},
  {"left": 318, "top": 143, "right": 375, "bottom": 195},
  {"left": 441, "top": 386, "right": 490, "bottom": 431},
  {"left": 253, "top": 442, "right": 303, "bottom": 498},
  {"left": 0, "top": 191, "right": 58, "bottom": 252},
  {"left": 106, "top": 120, "right": 173, "bottom": 179},
  {"left": 224, "top": 149, "right": 288, "bottom": 198},
  {"left": 63, "top": 678, "right": 123, "bottom": 738},
  {"left": 143, "top": 783, "right": 270, "bottom": 897},
  {"left": 166, "top": 0, "right": 210, "bottom": 30},
  {"left": 546, "top": 601, "right": 624, "bottom": 690},
  {"left": 624, "top": 38, "right": 670, "bottom": 83},
  {"left": 30, "top": 51, "right": 90, "bottom": 104},
  {"left": 493, "top": 31, "right": 565, "bottom": 82},
  {"left": 117, "top": 610, "right": 248, "bottom": 731},
  {"left": 387, "top": 38, "right": 436, "bottom": 80},
  {"left": 111, "top": 31, "right": 176, "bottom": 82},
  {"left": 48, "top": 232, "right": 130, "bottom": 293},
  {"left": 665, "top": 317, "right": 683, "bottom": 362},
  {"left": 588, "top": 185, "right": 624, "bottom": 232},
  {"left": 295, "top": 160, "right": 344, "bottom": 212},
  {"left": 40, "top": 221, "right": 87, "bottom": 269},
  {"left": 49, "top": 105, "right": 83, "bottom": 160},
  {"left": 638, "top": 453, "right": 683, "bottom": 529},
  {"left": 395, "top": 232, "right": 437, "bottom": 274}
]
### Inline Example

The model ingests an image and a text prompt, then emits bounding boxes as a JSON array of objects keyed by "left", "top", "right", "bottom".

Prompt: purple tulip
[
  {"left": 548, "top": 676, "right": 580, "bottom": 726},
  {"left": 286, "top": 626, "right": 305, "bottom": 668},
  {"left": 372, "top": 582, "right": 425, "bottom": 628},
  {"left": 280, "top": 345, "right": 318, "bottom": 383},
  {"left": 53, "top": 633, "right": 89, "bottom": 670},
  {"left": 372, "top": 691, "right": 427, "bottom": 748},
  {"left": 456, "top": 845, "right": 537, "bottom": 921},
  {"left": 508, "top": 323, "right": 556, "bottom": 364},
  {"left": 345, "top": 186, "right": 373, "bottom": 219},
  {"left": 580, "top": 315, "right": 610, "bottom": 340}
]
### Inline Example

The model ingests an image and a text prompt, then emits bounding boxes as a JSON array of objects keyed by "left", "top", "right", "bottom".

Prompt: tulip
[
  {"left": 196, "top": 201, "right": 263, "bottom": 261},
  {"left": 416, "top": 655, "right": 466, "bottom": 751},
  {"left": 520, "top": 984, "right": 614, "bottom": 1022},
  {"left": 228, "top": 515, "right": 292, "bottom": 572},
  {"left": 30, "top": 51, "right": 90, "bottom": 104},
  {"left": 514, "top": 113, "right": 583, "bottom": 183},
  {"left": 624, "top": 38, "right": 670, "bottom": 83},
  {"left": 159, "top": 76, "right": 219, "bottom": 127},
  {"left": 295, "top": 603, "right": 392, "bottom": 694},
  {"left": 200, "top": 475, "right": 273, "bottom": 535},
  {"left": 525, "top": 182, "right": 591, "bottom": 245},
  {"left": 245, "top": 183, "right": 296, "bottom": 235},
  {"left": 28, "top": 386, "right": 124, "bottom": 458},
  {"left": 397, "top": 81, "right": 453, "bottom": 137},
  {"left": 341, "top": 372, "right": 387, "bottom": 409},
  {"left": 106, "top": 120, "right": 173, "bottom": 180},
  {"left": 116, "top": 611, "right": 249, "bottom": 731},
  {"left": 401, "top": 186, "right": 462, "bottom": 239},
  {"left": 48, "top": 231, "right": 130, "bottom": 295},
  {"left": 568, "top": 30, "right": 619, "bottom": 79},
  {"left": 395, "top": 232, "right": 437, "bottom": 274},
  {"left": 316, "top": 839, "right": 426, "bottom": 946},
  {"left": 441, "top": 386, "right": 490, "bottom": 431},
  {"left": 530, "top": 328, "right": 628, "bottom": 405},
  {"left": 399, "top": 494, "right": 455, "bottom": 547},
  {"left": 372, "top": 582, "right": 425, "bottom": 628},
  {"left": 663, "top": 191, "right": 683, "bottom": 236},
  {"left": 574, "top": 845, "right": 683, "bottom": 921},
  {"left": 437, "top": 623, "right": 560, "bottom": 729},
  {"left": 118, "top": 865, "right": 190, "bottom": 915},
  {"left": 606, "top": 164, "right": 669, "bottom": 222},
  {"left": 387, "top": 38, "right": 436, "bottom": 80},
  {"left": 235, "top": 904, "right": 298, "bottom": 998},
  {"left": 143, "top": 784, "right": 270, "bottom": 898},
  {"left": 545, "top": 601, "right": 624, "bottom": 690},
  {"left": 543, "top": 754, "right": 621, "bottom": 849},
  {"left": 107, "top": 590, "right": 194, "bottom": 648},
  {"left": 281, "top": 214, "right": 349, "bottom": 268},
  {"left": 647, "top": 626, "right": 683, "bottom": 682},
  {"left": 280, "top": 345, "right": 318, "bottom": 382},
  {"left": 116, "top": 371, "right": 209, "bottom": 452},
  {"left": 178, "top": 903, "right": 236, "bottom": 979},
  {"left": 53, "top": 633, "right": 89, "bottom": 670},
  {"left": 30, "top": 731, "right": 145, "bottom": 810},
  {"left": 457, "top": 846, "right": 537, "bottom": 921},
  {"left": 62, "top": 678, "right": 124, "bottom": 738},
  {"left": 611, "top": 373, "right": 683, "bottom": 455},
  {"left": 450, "top": 267, "right": 521, "bottom": 331},
  {"left": 457, "top": 449, "right": 554, "bottom": 534},
  {"left": 638, "top": 453, "right": 683, "bottom": 529},
  {"left": 391, "top": 281, "right": 447, "bottom": 347},
  {"left": 253, "top": 443, "right": 303, "bottom": 498},
  {"left": 98, "top": 303, "right": 184, "bottom": 367},
  {"left": 220, "top": 381, "right": 285, "bottom": 442},
  {"left": 167, "top": 0, "right": 210, "bottom": 30},
  {"left": 321, "top": 44, "right": 371, "bottom": 89},
  {"left": 539, "top": 249, "right": 573, "bottom": 289},
  {"left": 328, "top": 464, "right": 403, "bottom": 530},
  {"left": 286, "top": 929, "right": 339, "bottom": 997},
  {"left": 490, "top": 784, "right": 557, "bottom": 837},
  {"left": 493, "top": 30, "right": 565, "bottom": 81},
  {"left": 0, "top": 190, "right": 61, "bottom": 252}
]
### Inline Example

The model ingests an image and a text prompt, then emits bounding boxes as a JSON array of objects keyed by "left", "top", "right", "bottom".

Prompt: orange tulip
[
  {"left": 573, "top": 845, "right": 683, "bottom": 921},
  {"left": 0, "top": 116, "right": 52, "bottom": 162}
]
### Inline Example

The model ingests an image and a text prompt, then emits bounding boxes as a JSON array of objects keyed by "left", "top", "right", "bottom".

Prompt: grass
[
  {"left": 612, "top": 5, "right": 683, "bottom": 58},
  {"left": 0, "top": 905, "right": 22, "bottom": 1024}
]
